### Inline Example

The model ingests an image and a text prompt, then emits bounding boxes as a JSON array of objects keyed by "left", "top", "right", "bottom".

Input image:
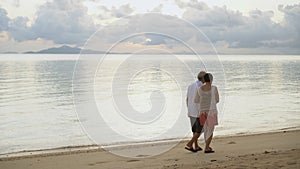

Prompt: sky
[{"left": 0, "top": 0, "right": 299, "bottom": 54}]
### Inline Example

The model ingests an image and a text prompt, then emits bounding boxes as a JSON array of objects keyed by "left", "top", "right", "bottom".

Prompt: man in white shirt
[{"left": 185, "top": 71, "right": 206, "bottom": 152}]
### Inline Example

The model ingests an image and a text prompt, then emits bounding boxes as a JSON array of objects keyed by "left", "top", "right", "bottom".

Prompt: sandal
[
  {"left": 185, "top": 146, "right": 196, "bottom": 152},
  {"left": 195, "top": 147, "right": 203, "bottom": 152},
  {"left": 204, "top": 150, "right": 215, "bottom": 153}
]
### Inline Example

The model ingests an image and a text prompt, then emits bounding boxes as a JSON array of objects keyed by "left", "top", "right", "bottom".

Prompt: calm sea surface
[{"left": 0, "top": 54, "right": 299, "bottom": 155}]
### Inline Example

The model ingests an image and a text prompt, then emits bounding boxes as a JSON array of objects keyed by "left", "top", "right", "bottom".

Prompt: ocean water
[{"left": 0, "top": 54, "right": 299, "bottom": 155}]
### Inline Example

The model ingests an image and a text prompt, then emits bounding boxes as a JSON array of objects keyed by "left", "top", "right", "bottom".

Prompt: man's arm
[{"left": 194, "top": 89, "right": 200, "bottom": 103}]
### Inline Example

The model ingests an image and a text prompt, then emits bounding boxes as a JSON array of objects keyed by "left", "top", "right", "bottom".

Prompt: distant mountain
[
  {"left": 24, "top": 45, "right": 107, "bottom": 54},
  {"left": 18, "top": 45, "right": 300, "bottom": 55},
  {"left": 21, "top": 45, "right": 215, "bottom": 55},
  {"left": 2, "top": 51, "right": 19, "bottom": 54}
]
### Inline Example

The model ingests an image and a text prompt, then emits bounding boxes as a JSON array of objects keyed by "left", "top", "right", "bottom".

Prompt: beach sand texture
[{"left": 0, "top": 130, "right": 299, "bottom": 169}]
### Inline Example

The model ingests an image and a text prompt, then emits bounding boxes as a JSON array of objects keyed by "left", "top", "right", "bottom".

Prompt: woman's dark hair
[{"left": 204, "top": 73, "right": 213, "bottom": 82}]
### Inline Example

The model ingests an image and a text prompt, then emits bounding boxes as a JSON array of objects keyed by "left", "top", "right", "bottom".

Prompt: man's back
[{"left": 187, "top": 81, "right": 202, "bottom": 117}]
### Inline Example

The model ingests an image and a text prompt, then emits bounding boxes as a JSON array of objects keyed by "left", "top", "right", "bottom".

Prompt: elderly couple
[{"left": 185, "top": 71, "right": 219, "bottom": 153}]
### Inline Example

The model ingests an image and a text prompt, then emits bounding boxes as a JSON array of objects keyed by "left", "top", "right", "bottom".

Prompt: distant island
[
  {"left": 1, "top": 45, "right": 298, "bottom": 55},
  {"left": 24, "top": 45, "right": 107, "bottom": 54},
  {"left": 21, "top": 45, "right": 200, "bottom": 54},
  {"left": 22, "top": 45, "right": 213, "bottom": 55}
]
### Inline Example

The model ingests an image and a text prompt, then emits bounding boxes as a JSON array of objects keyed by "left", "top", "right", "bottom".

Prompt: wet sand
[{"left": 0, "top": 130, "right": 299, "bottom": 169}]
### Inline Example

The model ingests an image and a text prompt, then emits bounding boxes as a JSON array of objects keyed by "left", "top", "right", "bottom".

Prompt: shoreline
[
  {"left": 1, "top": 129, "right": 299, "bottom": 169},
  {"left": 1, "top": 127, "right": 299, "bottom": 160},
  {"left": 1, "top": 128, "right": 299, "bottom": 158}
]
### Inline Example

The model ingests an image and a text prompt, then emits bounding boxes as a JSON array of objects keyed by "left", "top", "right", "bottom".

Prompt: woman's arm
[
  {"left": 215, "top": 86, "right": 219, "bottom": 103},
  {"left": 186, "top": 97, "right": 188, "bottom": 107}
]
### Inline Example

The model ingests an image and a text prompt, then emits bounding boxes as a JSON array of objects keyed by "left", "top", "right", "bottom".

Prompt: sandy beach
[{"left": 0, "top": 129, "right": 299, "bottom": 169}]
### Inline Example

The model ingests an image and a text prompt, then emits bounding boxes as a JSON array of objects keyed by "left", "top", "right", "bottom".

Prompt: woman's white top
[{"left": 198, "top": 85, "right": 218, "bottom": 112}]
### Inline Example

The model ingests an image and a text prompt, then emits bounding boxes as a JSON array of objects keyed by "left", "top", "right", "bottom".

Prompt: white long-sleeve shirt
[{"left": 186, "top": 81, "right": 203, "bottom": 117}]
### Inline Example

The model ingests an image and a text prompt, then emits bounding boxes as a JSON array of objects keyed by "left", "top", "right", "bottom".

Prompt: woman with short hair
[{"left": 194, "top": 73, "right": 219, "bottom": 153}]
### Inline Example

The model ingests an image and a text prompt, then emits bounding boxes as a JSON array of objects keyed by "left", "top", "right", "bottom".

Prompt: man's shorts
[{"left": 190, "top": 117, "right": 203, "bottom": 133}]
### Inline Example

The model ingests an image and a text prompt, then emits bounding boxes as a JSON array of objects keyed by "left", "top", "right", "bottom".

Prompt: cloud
[
  {"left": 4, "top": 1, "right": 135, "bottom": 45},
  {"left": 98, "top": 4, "right": 134, "bottom": 19},
  {"left": 84, "top": 13, "right": 211, "bottom": 53},
  {"left": 8, "top": 16, "right": 35, "bottom": 41},
  {"left": 221, "top": 10, "right": 286, "bottom": 48},
  {"left": 175, "top": 0, "right": 209, "bottom": 10},
  {"left": 0, "top": 7, "right": 9, "bottom": 31},
  {"left": 1, "top": 0, "right": 299, "bottom": 53},
  {"left": 143, "top": 34, "right": 166, "bottom": 45},
  {"left": 112, "top": 4, "right": 134, "bottom": 18},
  {"left": 12, "top": 0, "right": 20, "bottom": 7},
  {"left": 92, "top": 0, "right": 299, "bottom": 52},
  {"left": 30, "top": 0, "right": 96, "bottom": 44},
  {"left": 0, "top": 37, "right": 56, "bottom": 52},
  {"left": 175, "top": 0, "right": 300, "bottom": 50},
  {"left": 149, "top": 4, "right": 163, "bottom": 13},
  {"left": 2, "top": 0, "right": 97, "bottom": 45},
  {"left": 0, "top": 31, "right": 9, "bottom": 42},
  {"left": 279, "top": 3, "right": 300, "bottom": 48}
]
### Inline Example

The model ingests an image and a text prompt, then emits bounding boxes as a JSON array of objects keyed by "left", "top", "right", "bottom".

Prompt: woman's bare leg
[
  {"left": 204, "top": 125, "right": 214, "bottom": 151},
  {"left": 205, "top": 134, "right": 213, "bottom": 151}
]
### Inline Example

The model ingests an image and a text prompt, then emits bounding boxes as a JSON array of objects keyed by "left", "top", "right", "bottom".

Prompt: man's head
[{"left": 197, "top": 71, "right": 206, "bottom": 82}]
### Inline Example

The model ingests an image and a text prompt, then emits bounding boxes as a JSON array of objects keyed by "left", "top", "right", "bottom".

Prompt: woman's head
[{"left": 204, "top": 73, "right": 213, "bottom": 83}]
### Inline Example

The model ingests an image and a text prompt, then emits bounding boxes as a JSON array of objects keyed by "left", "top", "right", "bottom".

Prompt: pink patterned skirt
[{"left": 199, "top": 110, "right": 218, "bottom": 127}]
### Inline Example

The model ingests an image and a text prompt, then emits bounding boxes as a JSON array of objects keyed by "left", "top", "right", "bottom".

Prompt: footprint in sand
[
  {"left": 228, "top": 141, "right": 236, "bottom": 144},
  {"left": 164, "top": 158, "right": 179, "bottom": 162},
  {"left": 88, "top": 161, "right": 108, "bottom": 166},
  {"left": 127, "top": 159, "right": 140, "bottom": 162},
  {"left": 287, "top": 162, "right": 296, "bottom": 165},
  {"left": 136, "top": 154, "right": 149, "bottom": 158}
]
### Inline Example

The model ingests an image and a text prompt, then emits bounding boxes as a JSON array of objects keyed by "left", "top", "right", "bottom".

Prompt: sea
[{"left": 0, "top": 54, "right": 299, "bottom": 156}]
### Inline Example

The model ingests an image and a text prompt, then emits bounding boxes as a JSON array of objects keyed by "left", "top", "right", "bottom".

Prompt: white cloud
[
  {"left": 0, "top": 7, "right": 9, "bottom": 31},
  {"left": 30, "top": 0, "right": 96, "bottom": 44},
  {"left": 175, "top": 0, "right": 300, "bottom": 50},
  {"left": 8, "top": 16, "right": 34, "bottom": 41},
  {"left": 1, "top": 0, "right": 97, "bottom": 45},
  {"left": 0, "top": 31, "right": 9, "bottom": 42},
  {"left": 112, "top": 4, "right": 134, "bottom": 18},
  {"left": 0, "top": 0, "right": 299, "bottom": 53},
  {"left": 279, "top": 3, "right": 300, "bottom": 48},
  {"left": 84, "top": 13, "right": 212, "bottom": 54},
  {"left": 98, "top": 4, "right": 134, "bottom": 19},
  {"left": 0, "top": 36, "right": 55, "bottom": 52},
  {"left": 149, "top": 4, "right": 164, "bottom": 13}
]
